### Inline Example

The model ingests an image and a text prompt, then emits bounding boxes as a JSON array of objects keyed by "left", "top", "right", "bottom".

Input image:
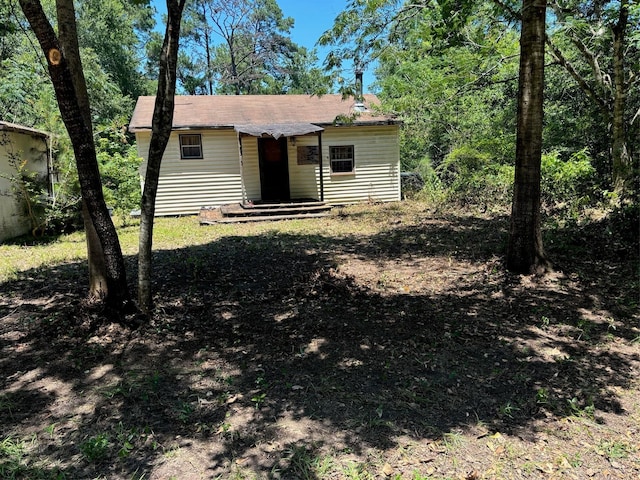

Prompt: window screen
[
  {"left": 329, "top": 145, "right": 354, "bottom": 173},
  {"left": 179, "top": 134, "right": 203, "bottom": 159}
]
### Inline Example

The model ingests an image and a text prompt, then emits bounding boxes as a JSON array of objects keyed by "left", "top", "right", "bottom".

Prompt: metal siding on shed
[{"left": 0, "top": 130, "right": 49, "bottom": 242}]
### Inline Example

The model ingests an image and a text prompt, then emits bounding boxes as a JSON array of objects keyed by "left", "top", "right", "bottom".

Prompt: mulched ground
[{"left": 1, "top": 203, "right": 639, "bottom": 479}]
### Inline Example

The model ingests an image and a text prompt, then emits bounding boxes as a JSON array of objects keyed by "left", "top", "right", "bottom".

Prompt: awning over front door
[{"left": 234, "top": 123, "right": 324, "bottom": 139}]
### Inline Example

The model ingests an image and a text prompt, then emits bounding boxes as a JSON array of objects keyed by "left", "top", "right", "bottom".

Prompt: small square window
[
  {"left": 179, "top": 134, "right": 203, "bottom": 159},
  {"left": 297, "top": 145, "right": 319, "bottom": 165},
  {"left": 330, "top": 145, "right": 354, "bottom": 174}
]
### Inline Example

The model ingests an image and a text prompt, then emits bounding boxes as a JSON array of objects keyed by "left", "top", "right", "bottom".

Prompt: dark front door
[{"left": 258, "top": 137, "right": 290, "bottom": 202}]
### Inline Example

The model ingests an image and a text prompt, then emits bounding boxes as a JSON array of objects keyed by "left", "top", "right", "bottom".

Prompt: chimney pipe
[
  {"left": 355, "top": 69, "right": 364, "bottom": 102},
  {"left": 354, "top": 67, "right": 366, "bottom": 111}
]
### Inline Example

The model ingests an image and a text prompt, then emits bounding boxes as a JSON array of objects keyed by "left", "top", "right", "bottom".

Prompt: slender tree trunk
[
  {"left": 611, "top": 2, "right": 631, "bottom": 194},
  {"left": 201, "top": 1, "right": 214, "bottom": 95},
  {"left": 138, "top": 0, "right": 186, "bottom": 315},
  {"left": 19, "top": 0, "right": 134, "bottom": 312},
  {"left": 506, "top": 0, "right": 550, "bottom": 274},
  {"left": 228, "top": 35, "right": 241, "bottom": 95}
]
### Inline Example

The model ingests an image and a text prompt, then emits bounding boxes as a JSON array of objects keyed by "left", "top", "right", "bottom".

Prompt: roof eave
[
  {"left": 128, "top": 119, "right": 400, "bottom": 133},
  {"left": 0, "top": 121, "right": 49, "bottom": 138}
]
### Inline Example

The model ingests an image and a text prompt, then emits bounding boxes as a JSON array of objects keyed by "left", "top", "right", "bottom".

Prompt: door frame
[{"left": 258, "top": 137, "right": 290, "bottom": 202}]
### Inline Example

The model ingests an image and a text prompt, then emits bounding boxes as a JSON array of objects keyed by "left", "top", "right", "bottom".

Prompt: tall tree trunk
[
  {"left": 506, "top": 0, "right": 550, "bottom": 274},
  {"left": 201, "top": 1, "right": 214, "bottom": 95},
  {"left": 19, "top": 0, "right": 134, "bottom": 312},
  {"left": 56, "top": 0, "right": 109, "bottom": 300},
  {"left": 611, "top": 2, "right": 631, "bottom": 194},
  {"left": 138, "top": 0, "right": 186, "bottom": 315}
]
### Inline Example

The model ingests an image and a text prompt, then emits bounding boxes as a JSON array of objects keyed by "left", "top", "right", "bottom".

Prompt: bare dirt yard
[{"left": 1, "top": 202, "right": 639, "bottom": 479}]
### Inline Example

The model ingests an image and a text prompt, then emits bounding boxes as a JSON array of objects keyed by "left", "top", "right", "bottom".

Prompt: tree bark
[
  {"left": 611, "top": 2, "right": 631, "bottom": 194},
  {"left": 506, "top": 0, "right": 550, "bottom": 274},
  {"left": 138, "top": 0, "right": 186, "bottom": 315},
  {"left": 19, "top": 0, "right": 134, "bottom": 312}
]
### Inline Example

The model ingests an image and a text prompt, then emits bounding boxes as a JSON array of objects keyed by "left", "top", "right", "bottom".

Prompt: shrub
[
  {"left": 95, "top": 122, "right": 142, "bottom": 225},
  {"left": 541, "top": 149, "right": 597, "bottom": 216},
  {"left": 436, "top": 146, "right": 513, "bottom": 210}
]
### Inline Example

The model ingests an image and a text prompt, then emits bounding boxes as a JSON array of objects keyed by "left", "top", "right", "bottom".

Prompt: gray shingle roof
[{"left": 128, "top": 94, "right": 396, "bottom": 132}]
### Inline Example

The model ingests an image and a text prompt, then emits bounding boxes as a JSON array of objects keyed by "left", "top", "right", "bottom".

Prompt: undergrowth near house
[{"left": 1, "top": 201, "right": 638, "bottom": 479}]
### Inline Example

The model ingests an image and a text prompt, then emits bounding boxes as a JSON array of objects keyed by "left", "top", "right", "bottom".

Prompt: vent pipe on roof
[{"left": 354, "top": 68, "right": 366, "bottom": 112}]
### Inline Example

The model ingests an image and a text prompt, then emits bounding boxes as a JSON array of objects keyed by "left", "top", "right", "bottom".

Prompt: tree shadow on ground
[{"left": 1, "top": 212, "right": 638, "bottom": 478}]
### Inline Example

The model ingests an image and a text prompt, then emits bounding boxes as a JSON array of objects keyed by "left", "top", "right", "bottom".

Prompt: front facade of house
[
  {"left": 129, "top": 95, "right": 400, "bottom": 216},
  {"left": 0, "top": 122, "right": 50, "bottom": 242}
]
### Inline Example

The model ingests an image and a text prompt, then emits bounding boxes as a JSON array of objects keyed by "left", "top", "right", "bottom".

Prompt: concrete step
[
  {"left": 222, "top": 203, "right": 332, "bottom": 217},
  {"left": 241, "top": 200, "right": 326, "bottom": 210},
  {"left": 201, "top": 212, "right": 331, "bottom": 224}
]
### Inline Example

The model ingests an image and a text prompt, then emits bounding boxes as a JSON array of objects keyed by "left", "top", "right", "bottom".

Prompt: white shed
[
  {"left": 128, "top": 95, "right": 401, "bottom": 216},
  {"left": 0, "top": 122, "right": 50, "bottom": 242}
]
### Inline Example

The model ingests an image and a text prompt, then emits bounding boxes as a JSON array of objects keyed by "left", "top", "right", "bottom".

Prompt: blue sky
[{"left": 151, "top": 0, "right": 375, "bottom": 92}]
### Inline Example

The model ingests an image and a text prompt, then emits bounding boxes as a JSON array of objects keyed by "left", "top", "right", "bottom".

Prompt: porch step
[
  {"left": 241, "top": 200, "right": 326, "bottom": 210},
  {"left": 199, "top": 201, "right": 333, "bottom": 224},
  {"left": 205, "top": 211, "right": 331, "bottom": 224},
  {"left": 222, "top": 203, "right": 332, "bottom": 217}
]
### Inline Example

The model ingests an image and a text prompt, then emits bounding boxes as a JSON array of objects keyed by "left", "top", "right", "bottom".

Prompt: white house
[
  {"left": 0, "top": 122, "right": 50, "bottom": 242},
  {"left": 128, "top": 95, "right": 401, "bottom": 216}
]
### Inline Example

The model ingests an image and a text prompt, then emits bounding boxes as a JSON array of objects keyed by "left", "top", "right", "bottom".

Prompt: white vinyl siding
[
  {"left": 320, "top": 125, "right": 400, "bottom": 204},
  {"left": 137, "top": 129, "right": 242, "bottom": 215},
  {"left": 288, "top": 135, "right": 321, "bottom": 200},
  {"left": 135, "top": 124, "right": 400, "bottom": 216},
  {"left": 239, "top": 137, "right": 260, "bottom": 201}
]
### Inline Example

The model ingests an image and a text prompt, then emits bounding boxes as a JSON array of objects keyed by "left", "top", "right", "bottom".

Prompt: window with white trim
[
  {"left": 179, "top": 134, "right": 203, "bottom": 159},
  {"left": 329, "top": 145, "right": 354, "bottom": 174}
]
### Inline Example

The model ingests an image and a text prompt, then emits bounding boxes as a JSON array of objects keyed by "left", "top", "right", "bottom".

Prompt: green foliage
[
  {"left": 541, "top": 149, "right": 597, "bottom": 215},
  {"left": 79, "top": 434, "right": 110, "bottom": 463},
  {"left": 76, "top": 0, "right": 155, "bottom": 99},
  {"left": 180, "top": 0, "right": 333, "bottom": 95},
  {"left": 606, "top": 201, "right": 640, "bottom": 243},
  {"left": 322, "top": 0, "right": 632, "bottom": 213},
  {"left": 95, "top": 121, "right": 142, "bottom": 224},
  {"left": 425, "top": 146, "right": 513, "bottom": 210}
]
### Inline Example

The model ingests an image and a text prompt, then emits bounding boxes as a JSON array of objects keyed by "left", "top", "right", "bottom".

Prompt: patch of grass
[
  {"left": 341, "top": 460, "right": 376, "bottom": 480},
  {"left": 1, "top": 201, "right": 638, "bottom": 479},
  {"left": 279, "top": 445, "right": 334, "bottom": 480},
  {"left": 597, "top": 440, "right": 631, "bottom": 459},
  {"left": 576, "top": 318, "right": 596, "bottom": 341},
  {"left": 0, "top": 437, "right": 27, "bottom": 478},
  {"left": 0, "top": 394, "right": 16, "bottom": 419},
  {"left": 114, "top": 423, "right": 151, "bottom": 459},
  {"left": 251, "top": 392, "right": 266, "bottom": 409},
  {"left": 100, "top": 370, "right": 163, "bottom": 403},
  {"left": 0, "top": 436, "right": 64, "bottom": 479},
  {"left": 567, "top": 397, "right": 595, "bottom": 419},
  {"left": 443, "top": 430, "right": 464, "bottom": 450},
  {"left": 80, "top": 434, "right": 110, "bottom": 463},
  {"left": 499, "top": 401, "right": 520, "bottom": 418},
  {"left": 535, "top": 387, "right": 550, "bottom": 405},
  {"left": 176, "top": 400, "right": 195, "bottom": 422}
]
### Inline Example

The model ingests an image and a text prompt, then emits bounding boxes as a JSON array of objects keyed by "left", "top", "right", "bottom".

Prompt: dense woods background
[{"left": 1, "top": 0, "right": 638, "bottom": 238}]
